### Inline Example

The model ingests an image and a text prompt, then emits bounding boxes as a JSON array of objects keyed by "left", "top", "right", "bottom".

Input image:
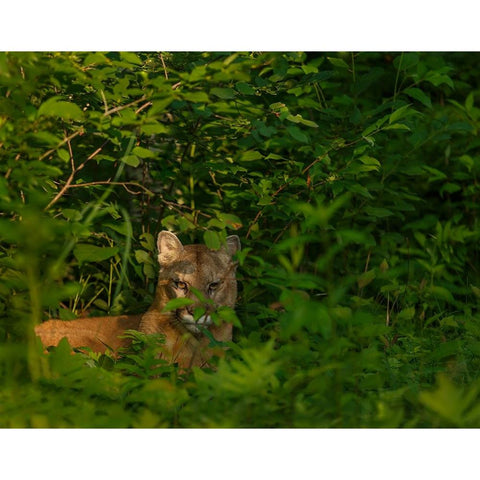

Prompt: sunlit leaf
[
  {"left": 73, "top": 244, "right": 119, "bottom": 265},
  {"left": 38, "top": 97, "right": 84, "bottom": 121}
]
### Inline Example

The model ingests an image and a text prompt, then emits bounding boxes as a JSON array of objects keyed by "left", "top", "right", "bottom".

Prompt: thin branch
[
  {"left": 104, "top": 96, "right": 146, "bottom": 116},
  {"left": 273, "top": 219, "right": 295, "bottom": 244},
  {"left": 65, "top": 128, "right": 74, "bottom": 171},
  {"left": 160, "top": 53, "right": 169, "bottom": 80},
  {"left": 44, "top": 139, "right": 109, "bottom": 211},
  {"left": 38, "top": 128, "right": 84, "bottom": 161},
  {"left": 246, "top": 210, "right": 263, "bottom": 239},
  {"left": 135, "top": 101, "right": 152, "bottom": 115},
  {"left": 100, "top": 90, "right": 108, "bottom": 115},
  {"left": 85, "top": 141, "right": 108, "bottom": 163},
  {"left": 44, "top": 168, "right": 75, "bottom": 211},
  {"left": 386, "top": 293, "right": 390, "bottom": 327},
  {"left": 364, "top": 249, "right": 372, "bottom": 272},
  {"left": 67, "top": 181, "right": 154, "bottom": 196},
  {"left": 301, "top": 151, "right": 330, "bottom": 175},
  {"left": 160, "top": 199, "right": 213, "bottom": 219}
]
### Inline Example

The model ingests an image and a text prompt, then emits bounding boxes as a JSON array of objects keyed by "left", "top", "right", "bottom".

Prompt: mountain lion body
[{"left": 35, "top": 231, "right": 240, "bottom": 368}]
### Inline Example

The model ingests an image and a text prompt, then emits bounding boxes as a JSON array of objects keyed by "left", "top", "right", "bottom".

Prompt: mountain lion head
[{"left": 151, "top": 231, "right": 241, "bottom": 334}]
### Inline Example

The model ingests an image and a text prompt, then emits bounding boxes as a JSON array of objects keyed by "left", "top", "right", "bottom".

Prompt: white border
[
  {"left": 2, "top": 0, "right": 479, "bottom": 51},
  {"left": 1, "top": 429, "right": 478, "bottom": 479}
]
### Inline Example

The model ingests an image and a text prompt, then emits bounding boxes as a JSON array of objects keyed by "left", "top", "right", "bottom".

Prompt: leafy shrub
[{"left": 1, "top": 52, "right": 480, "bottom": 427}]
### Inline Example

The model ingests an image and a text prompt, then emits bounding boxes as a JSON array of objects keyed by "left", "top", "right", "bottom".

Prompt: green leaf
[
  {"left": 364, "top": 207, "right": 394, "bottom": 218},
  {"left": 404, "top": 87, "right": 432, "bottom": 108},
  {"left": 419, "top": 375, "right": 466, "bottom": 425},
  {"left": 465, "top": 92, "right": 475, "bottom": 112},
  {"left": 327, "top": 57, "right": 350, "bottom": 69},
  {"left": 286, "top": 114, "right": 318, "bottom": 128},
  {"left": 210, "top": 87, "right": 236, "bottom": 100},
  {"left": 215, "top": 306, "right": 241, "bottom": 327},
  {"left": 349, "top": 183, "right": 374, "bottom": 199},
  {"left": 363, "top": 135, "right": 375, "bottom": 146},
  {"left": 135, "top": 249, "right": 154, "bottom": 265},
  {"left": 31, "top": 131, "right": 63, "bottom": 146},
  {"left": 428, "top": 285, "right": 455, "bottom": 303},
  {"left": 240, "top": 150, "right": 263, "bottom": 162},
  {"left": 57, "top": 148, "right": 70, "bottom": 162},
  {"left": 423, "top": 165, "right": 447, "bottom": 182},
  {"left": 132, "top": 146, "right": 155, "bottom": 159},
  {"left": 140, "top": 123, "right": 168, "bottom": 135},
  {"left": 203, "top": 230, "right": 221, "bottom": 250},
  {"left": 143, "top": 263, "right": 156, "bottom": 279},
  {"left": 389, "top": 104, "right": 412, "bottom": 124},
  {"left": 359, "top": 156, "right": 381, "bottom": 168},
  {"left": 286, "top": 126, "right": 309, "bottom": 143},
  {"left": 471, "top": 285, "right": 480, "bottom": 299},
  {"left": 397, "top": 307, "right": 415, "bottom": 321},
  {"left": 182, "top": 91, "right": 210, "bottom": 103},
  {"left": 425, "top": 71, "right": 454, "bottom": 88},
  {"left": 357, "top": 269, "right": 376, "bottom": 289},
  {"left": 258, "top": 195, "right": 273, "bottom": 206},
  {"left": 93, "top": 299, "right": 109, "bottom": 311},
  {"left": 122, "top": 154, "right": 140, "bottom": 167},
  {"left": 139, "top": 232, "right": 155, "bottom": 251},
  {"left": 73, "top": 244, "right": 119, "bottom": 265},
  {"left": 235, "top": 82, "right": 256, "bottom": 95},
  {"left": 383, "top": 123, "right": 411, "bottom": 131},
  {"left": 84, "top": 52, "right": 109, "bottom": 65},
  {"left": 104, "top": 222, "right": 132, "bottom": 236},
  {"left": 120, "top": 52, "right": 142, "bottom": 65},
  {"left": 361, "top": 114, "right": 390, "bottom": 136},
  {"left": 148, "top": 97, "right": 174, "bottom": 115},
  {"left": 38, "top": 97, "right": 84, "bottom": 121},
  {"left": 161, "top": 297, "right": 195, "bottom": 313},
  {"left": 217, "top": 213, "right": 243, "bottom": 230}
]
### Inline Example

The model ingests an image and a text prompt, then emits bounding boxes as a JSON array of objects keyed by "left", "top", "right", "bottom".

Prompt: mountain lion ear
[
  {"left": 157, "top": 231, "right": 184, "bottom": 265},
  {"left": 226, "top": 235, "right": 241, "bottom": 257}
]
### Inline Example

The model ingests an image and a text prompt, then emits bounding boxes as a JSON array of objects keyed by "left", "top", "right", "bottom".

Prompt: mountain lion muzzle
[{"left": 35, "top": 231, "right": 241, "bottom": 368}]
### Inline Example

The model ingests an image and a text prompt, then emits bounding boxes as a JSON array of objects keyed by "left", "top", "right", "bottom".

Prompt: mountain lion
[{"left": 35, "top": 231, "right": 241, "bottom": 368}]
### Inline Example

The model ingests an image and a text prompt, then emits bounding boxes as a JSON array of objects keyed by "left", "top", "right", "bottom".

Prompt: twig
[
  {"left": 165, "top": 200, "right": 212, "bottom": 218},
  {"left": 5, "top": 153, "right": 21, "bottom": 179},
  {"left": 104, "top": 96, "right": 146, "bottom": 116},
  {"left": 38, "top": 128, "right": 84, "bottom": 161},
  {"left": 364, "top": 249, "right": 372, "bottom": 272},
  {"left": 386, "top": 293, "right": 390, "bottom": 326},
  {"left": 160, "top": 53, "right": 169, "bottom": 80},
  {"left": 246, "top": 210, "right": 263, "bottom": 239},
  {"left": 301, "top": 152, "right": 330, "bottom": 175},
  {"left": 44, "top": 139, "right": 109, "bottom": 211},
  {"left": 273, "top": 219, "right": 295, "bottom": 244},
  {"left": 135, "top": 101, "right": 152, "bottom": 115},
  {"left": 100, "top": 90, "right": 108, "bottom": 115},
  {"left": 67, "top": 181, "right": 154, "bottom": 196},
  {"left": 44, "top": 132, "right": 77, "bottom": 210}
]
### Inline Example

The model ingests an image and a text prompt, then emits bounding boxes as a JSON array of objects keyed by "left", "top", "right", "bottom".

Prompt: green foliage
[{"left": 1, "top": 52, "right": 480, "bottom": 427}]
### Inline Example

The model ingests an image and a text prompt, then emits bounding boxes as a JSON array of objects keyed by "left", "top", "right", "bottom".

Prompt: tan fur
[{"left": 35, "top": 231, "right": 240, "bottom": 368}]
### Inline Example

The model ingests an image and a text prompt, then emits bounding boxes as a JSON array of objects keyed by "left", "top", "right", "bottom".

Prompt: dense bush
[{"left": 1, "top": 52, "right": 480, "bottom": 427}]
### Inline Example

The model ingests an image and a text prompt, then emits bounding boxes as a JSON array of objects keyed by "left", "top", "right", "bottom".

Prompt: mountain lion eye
[
  {"left": 208, "top": 281, "right": 220, "bottom": 293},
  {"left": 174, "top": 280, "right": 188, "bottom": 291}
]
